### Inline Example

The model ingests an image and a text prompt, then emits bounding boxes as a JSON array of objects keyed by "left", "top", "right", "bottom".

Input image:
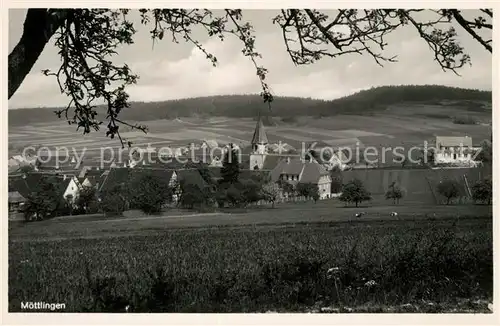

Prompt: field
[
  {"left": 8, "top": 103, "right": 492, "bottom": 160},
  {"left": 7, "top": 96, "right": 493, "bottom": 312},
  {"left": 8, "top": 201, "right": 493, "bottom": 313}
]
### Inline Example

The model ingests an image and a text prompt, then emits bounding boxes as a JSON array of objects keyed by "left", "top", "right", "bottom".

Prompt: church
[{"left": 247, "top": 114, "right": 333, "bottom": 200}]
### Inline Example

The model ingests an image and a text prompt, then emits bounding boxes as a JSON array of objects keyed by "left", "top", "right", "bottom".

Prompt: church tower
[
  {"left": 251, "top": 113, "right": 268, "bottom": 154},
  {"left": 249, "top": 113, "right": 269, "bottom": 170}
]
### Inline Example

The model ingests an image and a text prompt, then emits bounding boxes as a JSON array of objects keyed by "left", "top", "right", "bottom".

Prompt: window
[{"left": 453, "top": 153, "right": 457, "bottom": 160}]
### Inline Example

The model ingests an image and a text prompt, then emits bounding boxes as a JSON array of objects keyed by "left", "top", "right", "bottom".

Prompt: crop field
[
  {"left": 8, "top": 107, "right": 491, "bottom": 160},
  {"left": 9, "top": 201, "right": 492, "bottom": 312}
]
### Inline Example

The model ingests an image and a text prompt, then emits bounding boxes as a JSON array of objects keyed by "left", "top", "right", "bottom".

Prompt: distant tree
[
  {"left": 277, "top": 179, "right": 296, "bottom": 200},
  {"left": 240, "top": 179, "right": 264, "bottom": 206},
  {"left": 452, "top": 115, "right": 478, "bottom": 125},
  {"left": 281, "top": 116, "right": 297, "bottom": 124},
  {"left": 339, "top": 179, "right": 372, "bottom": 207},
  {"left": 312, "top": 190, "right": 320, "bottom": 203},
  {"left": 471, "top": 178, "right": 492, "bottom": 205},
  {"left": 76, "top": 185, "right": 98, "bottom": 214},
  {"left": 9, "top": 9, "right": 491, "bottom": 146},
  {"left": 128, "top": 173, "right": 172, "bottom": 214},
  {"left": 475, "top": 139, "right": 492, "bottom": 164},
  {"left": 225, "top": 184, "right": 244, "bottom": 207},
  {"left": 23, "top": 176, "right": 61, "bottom": 221},
  {"left": 436, "top": 179, "right": 461, "bottom": 205},
  {"left": 179, "top": 182, "right": 214, "bottom": 209},
  {"left": 220, "top": 144, "right": 240, "bottom": 185},
  {"left": 262, "top": 183, "right": 283, "bottom": 208},
  {"left": 296, "top": 182, "right": 319, "bottom": 201},
  {"left": 385, "top": 182, "right": 405, "bottom": 204},
  {"left": 100, "top": 185, "right": 127, "bottom": 216}
]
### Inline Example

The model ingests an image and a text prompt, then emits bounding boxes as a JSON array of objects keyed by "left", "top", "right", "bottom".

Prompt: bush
[
  {"left": 281, "top": 116, "right": 298, "bottom": 124},
  {"left": 452, "top": 115, "right": 478, "bottom": 125},
  {"left": 179, "top": 182, "right": 214, "bottom": 209},
  {"left": 339, "top": 179, "right": 372, "bottom": 207},
  {"left": 436, "top": 179, "right": 461, "bottom": 205},
  {"left": 100, "top": 186, "right": 127, "bottom": 217},
  {"left": 296, "top": 183, "right": 320, "bottom": 202},
  {"left": 471, "top": 178, "right": 492, "bottom": 205},
  {"left": 128, "top": 173, "right": 172, "bottom": 214},
  {"left": 385, "top": 182, "right": 405, "bottom": 204}
]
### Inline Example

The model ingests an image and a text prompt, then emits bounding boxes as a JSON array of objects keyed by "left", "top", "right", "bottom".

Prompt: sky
[{"left": 8, "top": 9, "right": 492, "bottom": 109}]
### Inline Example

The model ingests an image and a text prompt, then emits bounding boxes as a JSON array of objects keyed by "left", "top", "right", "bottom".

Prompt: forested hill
[{"left": 9, "top": 85, "right": 491, "bottom": 126}]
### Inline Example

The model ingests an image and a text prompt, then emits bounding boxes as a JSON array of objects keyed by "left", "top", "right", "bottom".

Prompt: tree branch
[
  {"left": 450, "top": 9, "right": 492, "bottom": 53},
  {"left": 8, "top": 9, "right": 65, "bottom": 99}
]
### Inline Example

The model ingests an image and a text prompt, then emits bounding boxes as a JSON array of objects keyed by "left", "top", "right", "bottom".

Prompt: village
[{"left": 7, "top": 113, "right": 492, "bottom": 221}]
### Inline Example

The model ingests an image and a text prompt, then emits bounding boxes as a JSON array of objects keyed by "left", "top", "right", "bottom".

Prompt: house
[
  {"left": 78, "top": 166, "right": 106, "bottom": 189},
  {"left": 434, "top": 136, "right": 477, "bottom": 165},
  {"left": 8, "top": 190, "right": 26, "bottom": 219},
  {"left": 270, "top": 157, "right": 332, "bottom": 199},
  {"left": 8, "top": 173, "right": 81, "bottom": 212}
]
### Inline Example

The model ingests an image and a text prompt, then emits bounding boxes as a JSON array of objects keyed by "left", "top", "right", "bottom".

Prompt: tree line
[{"left": 9, "top": 85, "right": 491, "bottom": 127}]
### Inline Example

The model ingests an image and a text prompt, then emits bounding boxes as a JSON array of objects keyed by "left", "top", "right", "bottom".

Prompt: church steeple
[{"left": 251, "top": 111, "right": 268, "bottom": 151}]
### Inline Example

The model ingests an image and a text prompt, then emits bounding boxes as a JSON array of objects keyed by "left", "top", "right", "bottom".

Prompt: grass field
[{"left": 8, "top": 201, "right": 493, "bottom": 313}]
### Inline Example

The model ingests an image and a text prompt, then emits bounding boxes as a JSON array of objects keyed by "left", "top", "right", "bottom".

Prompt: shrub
[
  {"left": 281, "top": 116, "right": 298, "bottom": 124},
  {"left": 385, "top": 182, "right": 405, "bottom": 204},
  {"left": 128, "top": 173, "right": 172, "bottom": 214},
  {"left": 76, "top": 186, "right": 99, "bottom": 214},
  {"left": 261, "top": 183, "right": 283, "bottom": 208},
  {"left": 452, "top": 115, "right": 478, "bottom": 125},
  {"left": 436, "top": 179, "right": 461, "bottom": 205},
  {"left": 296, "top": 183, "right": 320, "bottom": 202},
  {"left": 339, "top": 179, "right": 372, "bottom": 207},
  {"left": 179, "top": 182, "right": 214, "bottom": 209},
  {"left": 471, "top": 178, "right": 492, "bottom": 205},
  {"left": 100, "top": 186, "right": 127, "bottom": 217}
]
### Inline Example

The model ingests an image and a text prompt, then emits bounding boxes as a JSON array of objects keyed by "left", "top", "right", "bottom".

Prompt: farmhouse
[
  {"left": 434, "top": 136, "right": 476, "bottom": 166},
  {"left": 270, "top": 157, "right": 332, "bottom": 200},
  {"left": 8, "top": 173, "right": 82, "bottom": 209}
]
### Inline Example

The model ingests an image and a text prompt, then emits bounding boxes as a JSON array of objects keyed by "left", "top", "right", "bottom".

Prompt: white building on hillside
[{"left": 434, "top": 136, "right": 477, "bottom": 166}]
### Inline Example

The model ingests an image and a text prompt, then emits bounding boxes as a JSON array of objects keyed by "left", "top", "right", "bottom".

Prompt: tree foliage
[
  {"left": 475, "top": 139, "right": 492, "bottom": 164},
  {"left": 471, "top": 178, "right": 492, "bottom": 205},
  {"left": 385, "top": 182, "right": 405, "bottom": 204},
  {"left": 339, "top": 178, "right": 372, "bottom": 207},
  {"left": 261, "top": 183, "right": 283, "bottom": 208},
  {"left": 128, "top": 173, "right": 172, "bottom": 214},
  {"left": 179, "top": 182, "right": 213, "bottom": 209},
  {"left": 9, "top": 9, "right": 492, "bottom": 146},
  {"left": 100, "top": 185, "right": 128, "bottom": 216},
  {"left": 436, "top": 179, "right": 461, "bottom": 205},
  {"left": 76, "top": 185, "right": 99, "bottom": 214},
  {"left": 220, "top": 144, "right": 240, "bottom": 185},
  {"left": 296, "top": 182, "right": 320, "bottom": 202},
  {"left": 23, "top": 176, "right": 61, "bottom": 221}
]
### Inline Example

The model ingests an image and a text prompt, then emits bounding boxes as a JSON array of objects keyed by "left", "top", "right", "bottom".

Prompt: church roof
[{"left": 251, "top": 115, "right": 268, "bottom": 145}]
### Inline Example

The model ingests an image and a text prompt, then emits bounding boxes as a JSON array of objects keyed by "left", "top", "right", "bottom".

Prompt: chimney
[{"left": 63, "top": 174, "right": 67, "bottom": 180}]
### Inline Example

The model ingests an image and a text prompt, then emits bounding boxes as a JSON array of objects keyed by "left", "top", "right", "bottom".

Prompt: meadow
[
  {"left": 8, "top": 105, "right": 492, "bottom": 161},
  {"left": 9, "top": 201, "right": 493, "bottom": 313}
]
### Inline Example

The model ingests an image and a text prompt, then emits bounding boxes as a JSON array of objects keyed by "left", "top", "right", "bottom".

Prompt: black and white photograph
[{"left": 4, "top": 3, "right": 496, "bottom": 321}]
